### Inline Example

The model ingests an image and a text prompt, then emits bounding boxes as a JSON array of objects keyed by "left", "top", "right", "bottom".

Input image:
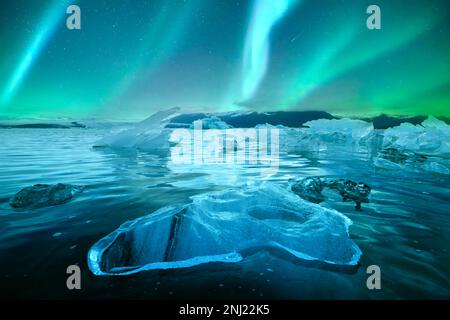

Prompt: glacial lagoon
[{"left": 0, "top": 118, "right": 449, "bottom": 299}]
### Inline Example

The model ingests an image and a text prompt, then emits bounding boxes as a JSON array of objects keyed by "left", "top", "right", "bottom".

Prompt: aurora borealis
[{"left": 0, "top": 0, "right": 449, "bottom": 120}]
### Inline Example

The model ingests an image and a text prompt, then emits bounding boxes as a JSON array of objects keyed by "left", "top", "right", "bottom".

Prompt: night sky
[{"left": 1, "top": 0, "right": 449, "bottom": 120}]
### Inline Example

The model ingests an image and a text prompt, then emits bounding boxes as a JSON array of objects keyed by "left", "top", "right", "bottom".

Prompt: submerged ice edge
[
  {"left": 87, "top": 183, "right": 362, "bottom": 276},
  {"left": 87, "top": 205, "right": 247, "bottom": 276}
]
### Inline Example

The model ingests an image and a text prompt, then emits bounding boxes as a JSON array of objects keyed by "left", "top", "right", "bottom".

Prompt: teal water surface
[{"left": 0, "top": 128, "right": 449, "bottom": 299}]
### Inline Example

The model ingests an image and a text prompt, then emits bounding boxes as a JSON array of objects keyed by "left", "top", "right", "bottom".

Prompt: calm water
[{"left": 0, "top": 128, "right": 449, "bottom": 299}]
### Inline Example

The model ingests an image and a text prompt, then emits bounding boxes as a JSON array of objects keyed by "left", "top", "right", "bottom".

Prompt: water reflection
[{"left": 0, "top": 128, "right": 449, "bottom": 299}]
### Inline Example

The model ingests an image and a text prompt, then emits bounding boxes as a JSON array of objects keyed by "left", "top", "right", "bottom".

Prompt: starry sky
[{"left": 0, "top": 0, "right": 449, "bottom": 120}]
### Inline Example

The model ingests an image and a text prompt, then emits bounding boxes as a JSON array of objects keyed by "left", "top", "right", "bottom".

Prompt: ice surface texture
[
  {"left": 88, "top": 183, "right": 361, "bottom": 275},
  {"left": 10, "top": 183, "right": 83, "bottom": 209}
]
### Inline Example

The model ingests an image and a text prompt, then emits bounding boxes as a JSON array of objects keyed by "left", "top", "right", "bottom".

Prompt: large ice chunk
[
  {"left": 303, "top": 118, "right": 374, "bottom": 144},
  {"left": 255, "top": 118, "right": 374, "bottom": 153},
  {"left": 190, "top": 116, "right": 232, "bottom": 129},
  {"left": 374, "top": 116, "right": 450, "bottom": 174},
  {"left": 88, "top": 183, "right": 361, "bottom": 275},
  {"left": 94, "top": 107, "right": 180, "bottom": 151},
  {"left": 382, "top": 116, "right": 450, "bottom": 158}
]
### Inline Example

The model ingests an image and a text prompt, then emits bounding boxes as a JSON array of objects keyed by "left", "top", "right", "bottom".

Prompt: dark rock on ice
[
  {"left": 10, "top": 183, "right": 84, "bottom": 209},
  {"left": 88, "top": 183, "right": 361, "bottom": 275}
]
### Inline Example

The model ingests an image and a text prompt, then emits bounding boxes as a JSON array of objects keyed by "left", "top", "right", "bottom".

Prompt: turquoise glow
[
  {"left": 241, "top": 0, "right": 298, "bottom": 102},
  {"left": 1, "top": 0, "right": 71, "bottom": 106}
]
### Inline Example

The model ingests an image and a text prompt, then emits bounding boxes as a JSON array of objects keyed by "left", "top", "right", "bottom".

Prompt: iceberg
[
  {"left": 381, "top": 116, "right": 450, "bottom": 158},
  {"left": 303, "top": 118, "right": 374, "bottom": 145},
  {"left": 190, "top": 116, "right": 232, "bottom": 129},
  {"left": 9, "top": 183, "right": 84, "bottom": 209},
  {"left": 255, "top": 119, "right": 375, "bottom": 153},
  {"left": 374, "top": 116, "right": 450, "bottom": 174},
  {"left": 94, "top": 107, "right": 180, "bottom": 152},
  {"left": 88, "top": 183, "right": 361, "bottom": 275}
]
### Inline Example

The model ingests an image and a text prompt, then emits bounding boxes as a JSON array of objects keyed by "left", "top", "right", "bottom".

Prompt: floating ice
[
  {"left": 374, "top": 116, "right": 450, "bottom": 174},
  {"left": 303, "top": 118, "right": 374, "bottom": 145},
  {"left": 255, "top": 119, "right": 375, "bottom": 153},
  {"left": 9, "top": 183, "right": 83, "bottom": 209},
  {"left": 190, "top": 116, "right": 232, "bottom": 129},
  {"left": 374, "top": 147, "right": 450, "bottom": 175},
  {"left": 94, "top": 107, "right": 180, "bottom": 151},
  {"left": 88, "top": 183, "right": 361, "bottom": 275},
  {"left": 382, "top": 116, "right": 450, "bottom": 158}
]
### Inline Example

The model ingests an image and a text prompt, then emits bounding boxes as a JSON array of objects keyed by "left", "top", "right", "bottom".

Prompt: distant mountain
[
  {"left": 169, "top": 111, "right": 448, "bottom": 129},
  {"left": 437, "top": 116, "right": 450, "bottom": 125},
  {"left": 360, "top": 114, "right": 427, "bottom": 129},
  {"left": 169, "top": 111, "right": 335, "bottom": 128},
  {"left": 2, "top": 111, "right": 447, "bottom": 130},
  {"left": 0, "top": 121, "right": 86, "bottom": 129}
]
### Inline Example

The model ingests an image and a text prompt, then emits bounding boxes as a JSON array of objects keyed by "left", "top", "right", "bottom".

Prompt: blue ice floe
[{"left": 88, "top": 183, "right": 361, "bottom": 275}]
